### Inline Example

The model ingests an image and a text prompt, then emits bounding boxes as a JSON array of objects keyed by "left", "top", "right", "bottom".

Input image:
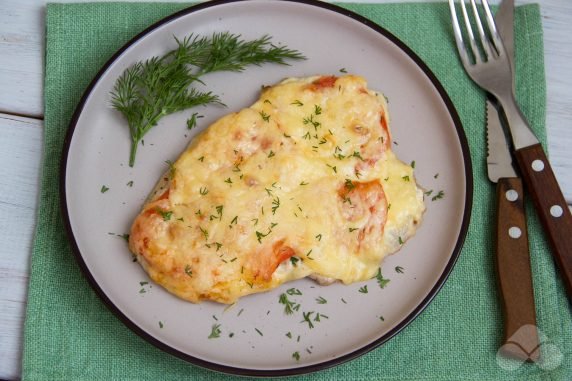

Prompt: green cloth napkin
[{"left": 24, "top": 2, "right": 571, "bottom": 380}]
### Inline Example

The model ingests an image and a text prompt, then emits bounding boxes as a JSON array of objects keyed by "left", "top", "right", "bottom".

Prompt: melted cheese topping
[{"left": 129, "top": 75, "right": 425, "bottom": 304}]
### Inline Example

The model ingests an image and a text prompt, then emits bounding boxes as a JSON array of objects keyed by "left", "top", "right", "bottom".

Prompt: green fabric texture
[{"left": 24, "top": 2, "right": 571, "bottom": 380}]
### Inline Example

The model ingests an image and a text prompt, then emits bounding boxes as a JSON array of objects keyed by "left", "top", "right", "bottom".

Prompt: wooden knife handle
[
  {"left": 515, "top": 143, "right": 572, "bottom": 300},
  {"left": 496, "top": 177, "right": 539, "bottom": 361}
]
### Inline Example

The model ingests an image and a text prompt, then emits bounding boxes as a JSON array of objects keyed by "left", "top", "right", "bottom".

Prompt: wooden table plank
[{"left": 0, "top": 114, "right": 42, "bottom": 381}]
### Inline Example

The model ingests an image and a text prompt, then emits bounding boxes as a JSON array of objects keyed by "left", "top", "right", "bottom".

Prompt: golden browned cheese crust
[{"left": 129, "top": 75, "right": 425, "bottom": 304}]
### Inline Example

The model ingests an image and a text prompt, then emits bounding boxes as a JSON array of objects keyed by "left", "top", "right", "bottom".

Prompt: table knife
[
  {"left": 495, "top": 0, "right": 572, "bottom": 299},
  {"left": 487, "top": 100, "right": 539, "bottom": 362},
  {"left": 491, "top": 0, "right": 539, "bottom": 362}
]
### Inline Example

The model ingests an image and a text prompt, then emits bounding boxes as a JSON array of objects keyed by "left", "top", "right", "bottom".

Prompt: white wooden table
[{"left": 1, "top": 0, "right": 570, "bottom": 379}]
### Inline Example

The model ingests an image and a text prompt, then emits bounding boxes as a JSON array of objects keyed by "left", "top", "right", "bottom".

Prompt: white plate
[{"left": 61, "top": 0, "right": 472, "bottom": 376}]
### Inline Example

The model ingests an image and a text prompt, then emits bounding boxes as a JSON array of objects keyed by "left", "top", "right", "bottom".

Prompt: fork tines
[{"left": 448, "top": 0, "right": 504, "bottom": 65}]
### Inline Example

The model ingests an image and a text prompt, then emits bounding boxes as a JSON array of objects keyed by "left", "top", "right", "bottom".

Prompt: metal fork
[
  {"left": 448, "top": 0, "right": 537, "bottom": 150},
  {"left": 449, "top": 0, "right": 572, "bottom": 300}
]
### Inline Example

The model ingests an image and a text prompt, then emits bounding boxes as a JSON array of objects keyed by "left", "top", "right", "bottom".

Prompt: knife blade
[{"left": 489, "top": 0, "right": 539, "bottom": 362}]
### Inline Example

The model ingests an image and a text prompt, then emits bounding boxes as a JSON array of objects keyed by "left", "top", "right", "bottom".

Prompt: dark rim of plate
[{"left": 60, "top": 0, "right": 473, "bottom": 377}]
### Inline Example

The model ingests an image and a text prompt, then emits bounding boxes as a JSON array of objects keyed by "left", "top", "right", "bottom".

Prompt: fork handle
[
  {"left": 495, "top": 177, "right": 539, "bottom": 361},
  {"left": 515, "top": 143, "right": 572, "bottom": 300}
]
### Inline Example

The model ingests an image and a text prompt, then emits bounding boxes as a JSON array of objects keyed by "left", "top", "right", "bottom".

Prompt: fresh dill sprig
[{"left": 111, "top": 32, "right": 305, "bottom": 166}]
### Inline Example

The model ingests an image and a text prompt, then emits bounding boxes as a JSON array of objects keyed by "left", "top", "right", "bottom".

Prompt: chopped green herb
[
  {"left": 187, "top": 112, "right": 202, "bottom": 130},
  {"left": 254, "top": 328, "right": 264, "bottom": 336},
  {"left": 352, "top": 151, "right": 364, "bottom": 161},
  {"left": 208, "top": 324, "right": 221, "bottom": 339},
  {"left": 126, "top": 180, "right": 134, "bottom": 187},
  {"left": 434, "top": 173, "right": 440, "bottom": 179},
  {"left": 290, "top": 257, "right": 299, "bottom": 266},
  {"left": 300, "top": 181, "right": 309, "bottom": 186},
  {"left": 156, "top": 209, "right": 173, "bottom": 221},
  {"left": 267, "top": 150, "right": 275, "bottom": 158},
  {"left": 199, "top": 226, "right": 209, "bottom": 240},
  {"left": 224, "top": 177, "right": 233, "bottom": 185},
  {"left": 432, "top": 190, "right": 445, "bottom": 201},
  {"left": 302, "top": 131, "right": 311, "bottom": 140},
  {"left": 199, "top": 187, "right": 209, "bottom": 195},
  {"left": 374, "top": 268, "right": 390, "bottom": 289},
  {"left": 316, "top": 296, "right": 327, "bottom": 304},
  {"left": 229, "top": 215, "right": 238, "bottom": 227},
  {"left": 341, "top": 298, "right": 347, "bottom": 304},
  {"left": 334, "top": 152, "right": 346, "bottom": 160},
  {"left": 287, "top": 288, "right": 302, "bottom": 296},
  {"left": 339, "top": 67, "right": 348, "bottom": 73},
  {"left": 424, "top": 189, "right": 433, "bottom": 196},
  {"left": 286, "top": 332, "right": 293, "bottom": 339},
  {"left": 314, "top": 104, "right": 322, "bottom": 115},
  {"left": 395, "top": 266, "right": 405, "bottom": 274},
  {"left": 279, "top": 293, "right": 300, "bottom": 315},
  {"left": 291, "top": 100, "right": 304, "bottom": 106},
  {"left": 411, "top": 160, "right": 416, "bottom": 169},
  {"left": 402, "top": 175, "right": 410, "bottom": 182},
  {"left": 345, "top": 179, "right": 355, "bottom": 190},
  {"left": 305, "top": 249, "right": 314, "bottom": 260},
  {"left": 303, "top": 114, "right": 320, "bottom": 130},
  {"left": 184, "top": 265, "right": 193, "bottom": 277},
  {"left": 159, "top": 321, "right": 164, "bottom": 329},
  {"left": 292, "top": 351, "right": 301, "bottom": 361},
  {"left": 301, "top": 311, "right": 315, "bottom": 328},
  {"left": 255, "top": 229, "right": 271, "bottom": 243},
  {"left": 398, "top": 236, "right": 404, "bottom": 245},
  {"left": 259, "top": 110, "right": 271, "bottom": 122},
  {"left": 359, "top": 285, "right": 368, "bottom": 294},
  {"left": 349, "top": 227, "right": 359, "bottom": 233},
  {"left": 100, "top": 185, "right": 110, "bottom": 193},
  {"left": 198, "top": 156, "right": 205, "bottom": 162},
  {"left": 271, "top": 197, "right": 280, "bottom": 215},
  {"left": 379, "top": 316, "right": 385, "bottom": 321},
  {"left": 315, "top": 234, "right": 322, "bottom": 241},
  {"left": 326, "top": 164, "right": 337, "bottom": 173}
]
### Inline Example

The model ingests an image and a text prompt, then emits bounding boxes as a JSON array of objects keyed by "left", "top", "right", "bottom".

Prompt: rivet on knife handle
[
  {"left": 515, "top": 144, "right": 572, "bottom": 299},
  {"left": 496, "top": 177, "right": 539, "bottom": 362}
]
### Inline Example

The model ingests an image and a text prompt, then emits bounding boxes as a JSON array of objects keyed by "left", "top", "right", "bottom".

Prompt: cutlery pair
[{"left": 449, "top": 0, "right": 572, "bottom": 361}]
